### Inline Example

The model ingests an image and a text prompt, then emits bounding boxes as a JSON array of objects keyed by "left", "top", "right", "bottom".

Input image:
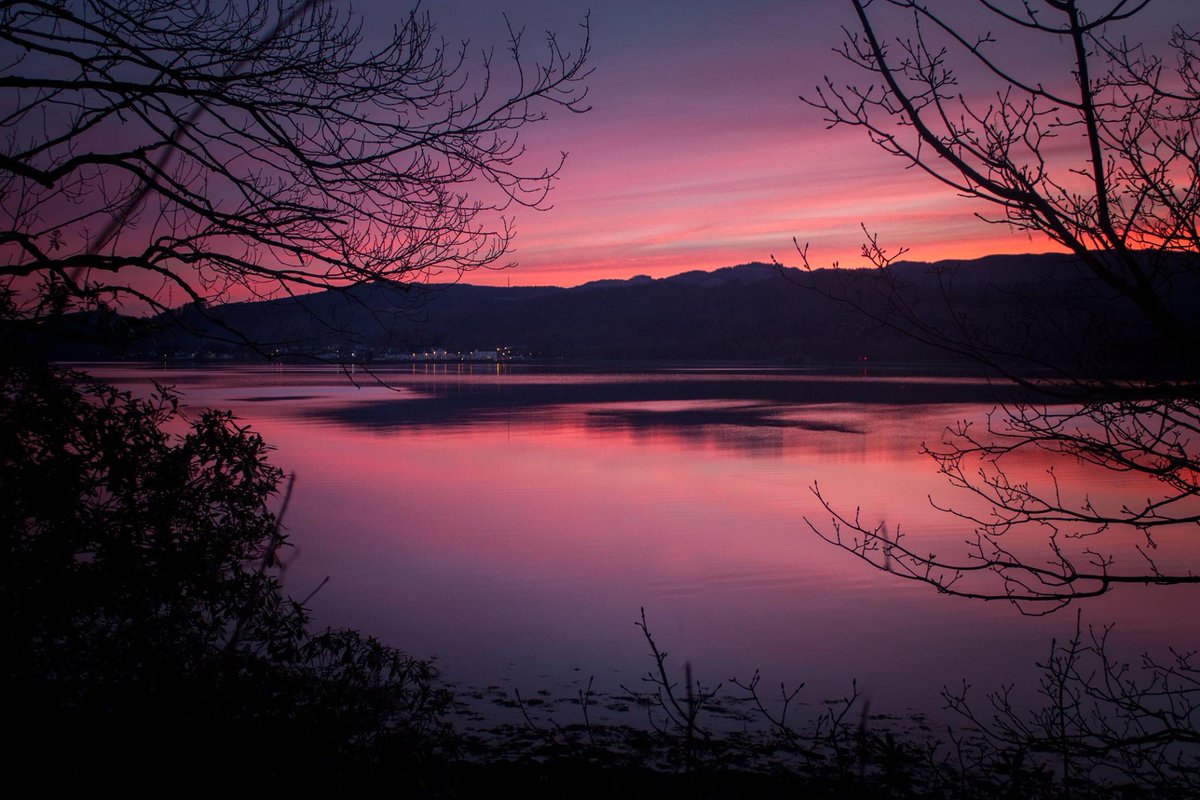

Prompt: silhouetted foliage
[
  {"left": 0, "top": 0, "right": 590, "bottom": 786},
  {"left": 1, "top": 333, "right": 449, "bottom": 787},
  {"left": 944, "top": 612, "right": 1200, "bottom": 797},
  {"left": 794, "top": 0, "right": 1200, "bottom": 789},
  {"left": 802, "top": 0, "right": 1200, "bottom": 608},
  {"left": 491, "top": 610, "right": 1198, "bottom": 798},
  {"left": 0, "top": 0, "right": 590, "bottom": 347}
]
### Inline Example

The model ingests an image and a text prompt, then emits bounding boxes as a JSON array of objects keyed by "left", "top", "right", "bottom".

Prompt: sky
[{"left": 345, "top": 0, "right": 1193, "bottom": 288}]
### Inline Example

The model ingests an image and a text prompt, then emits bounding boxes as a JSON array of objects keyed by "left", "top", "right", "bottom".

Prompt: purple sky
[{"left": 362, "top": 0, "right": 1193, "bottom": 286}]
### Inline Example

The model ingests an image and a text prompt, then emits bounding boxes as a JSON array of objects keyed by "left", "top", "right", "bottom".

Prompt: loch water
[{"left": 87, "top": 362, "right": 1200, "bottom": 722}]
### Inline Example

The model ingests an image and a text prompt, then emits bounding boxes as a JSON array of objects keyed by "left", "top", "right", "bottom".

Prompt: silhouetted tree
[
  {"left": 799, "top": 1, "right": 1200, "bottom": 786},
  {"left": 0, "top": 0, "right": 589, "bottom": 783},
  {"left": 0, "top": 342, "right": 451, "bottom": 786},
  {"left": 802, "top": 0, "right": 1199, "bottom": 611},
  {"left": 0, "top": 0, "right": 590, "bottom": 338}
]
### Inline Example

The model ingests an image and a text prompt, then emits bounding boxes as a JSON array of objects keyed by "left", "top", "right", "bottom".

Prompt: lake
[{"left": 86, "top": 362, "right": 1200, "bottom": 725}]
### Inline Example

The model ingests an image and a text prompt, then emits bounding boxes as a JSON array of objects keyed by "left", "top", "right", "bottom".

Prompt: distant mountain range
[{"left": 35, "top": 252, "right": 1200, "bottom": 371}]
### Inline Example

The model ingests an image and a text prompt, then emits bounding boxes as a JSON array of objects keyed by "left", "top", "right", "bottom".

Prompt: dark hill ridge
[{"left": 42, "top": 252, "right": 1200, "bottom": 370}]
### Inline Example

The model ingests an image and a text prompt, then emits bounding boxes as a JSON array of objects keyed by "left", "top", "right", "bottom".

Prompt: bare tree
[
  {"left": 799, "top": 0, "right": 1200, "bottom": 612},
  {"left": 942, "top": 612, "right": 1200, "bottom": 794},
  {"left": 0, "top": 0, "right": 590, "bottom": 329}
]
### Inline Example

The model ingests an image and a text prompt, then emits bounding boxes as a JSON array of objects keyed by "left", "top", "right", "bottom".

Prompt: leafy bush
[{"left": 1, "top": 355, "right": 449, "bottom": 787}]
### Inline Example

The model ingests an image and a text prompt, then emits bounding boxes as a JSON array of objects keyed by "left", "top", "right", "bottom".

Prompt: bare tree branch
[
  {"left": 0, "top": 0, "right": 592, "bottom": 321},
  {"left": 802, "top": 0, "right": 1199, "bottom": 610}
]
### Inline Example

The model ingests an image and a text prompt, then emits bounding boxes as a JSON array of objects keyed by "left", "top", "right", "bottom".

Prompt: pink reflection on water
[{"left": 92, "top": 365, "right": 1200, "bottom": 717}]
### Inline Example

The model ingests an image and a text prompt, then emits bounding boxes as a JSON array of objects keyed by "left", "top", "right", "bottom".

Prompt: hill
[{"left": 37, "top": 253, "right": 1200, "bottom": 371}]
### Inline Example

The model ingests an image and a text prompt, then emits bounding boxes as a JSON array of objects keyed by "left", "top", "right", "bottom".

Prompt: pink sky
[
  {"left": 393, "top": 0, "right": 1191, "bottom": 287},
  {"left": 8, "top": 1, "right": 1193, "bottom": 311}
]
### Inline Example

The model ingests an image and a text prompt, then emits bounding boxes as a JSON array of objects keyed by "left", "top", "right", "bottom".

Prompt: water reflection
[
  {"left": 289, "top": 368, "right": 1018, "bottom": 431},
  {"left": 85, "top": 363, "right": 1200, "bottom": 720}
]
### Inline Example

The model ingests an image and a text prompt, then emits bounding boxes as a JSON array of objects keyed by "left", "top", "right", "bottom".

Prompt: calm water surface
[{"left": 87, "top": 363, "right": 1200, "bottom": 719}]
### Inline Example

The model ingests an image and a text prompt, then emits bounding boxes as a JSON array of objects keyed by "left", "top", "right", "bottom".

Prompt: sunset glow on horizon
[{"left": 397, "top": 0, "right": 1189, "bottom": 288}]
